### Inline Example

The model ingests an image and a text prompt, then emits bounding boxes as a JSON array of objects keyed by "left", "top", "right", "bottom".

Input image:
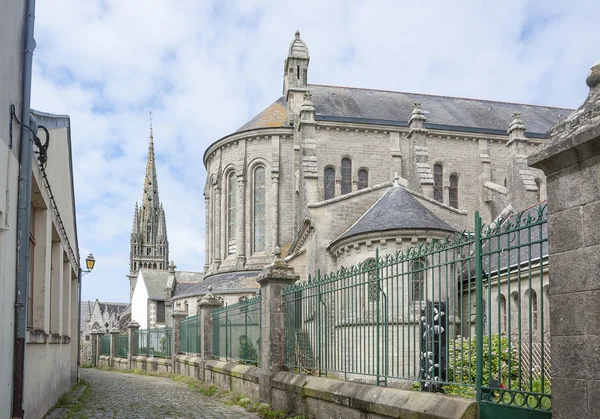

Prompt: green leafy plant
[{"left": 238, "top": 337, "right": 258, "bottom": 364}]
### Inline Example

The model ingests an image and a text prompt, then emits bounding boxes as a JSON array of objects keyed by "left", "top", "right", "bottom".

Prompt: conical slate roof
[
  {"left": 333, "top": 185, "right": 456, "bottom": 244},
  {"left": 235, "top": 97, "right": 289, "bottom": 133}
]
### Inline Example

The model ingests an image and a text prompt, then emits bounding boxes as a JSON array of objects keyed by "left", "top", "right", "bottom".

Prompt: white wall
[{"left": 131, "top": 271, "right": 149, "bottom": 328}]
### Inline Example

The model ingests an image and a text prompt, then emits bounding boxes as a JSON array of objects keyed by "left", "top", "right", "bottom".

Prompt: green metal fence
[
  {"left": 180, "top": 314, "right": 201, "bottom": 355},
  {"left": 115, "top": 334, "right": 128, "bottom": 358},
  {"left": 100, "top": 335, "right": 110, "bottom": 355},
  {"left": 134, "top": 328, "right": 172, "bottom": 358},
  {"left": 212, "top": 295, "right": 261, "bottom": 365},
  {"left": 282, "top": 204, "right": 550, "bottom": 416}
]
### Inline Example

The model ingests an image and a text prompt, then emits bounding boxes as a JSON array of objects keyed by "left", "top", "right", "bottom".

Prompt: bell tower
[{"left": 128, "top": 113, "right": 169, "bottom": 299}]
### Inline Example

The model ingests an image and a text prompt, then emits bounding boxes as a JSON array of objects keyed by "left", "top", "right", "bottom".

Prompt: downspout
[{"left": 12, "top": 1, "right": 36, "bottom": 418}]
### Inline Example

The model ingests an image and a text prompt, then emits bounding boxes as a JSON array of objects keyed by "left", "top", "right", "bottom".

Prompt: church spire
[{"left": 129, "top": 113, "right": 169, "bottom": 286}]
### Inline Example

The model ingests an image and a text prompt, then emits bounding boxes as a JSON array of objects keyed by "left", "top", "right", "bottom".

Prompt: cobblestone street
[{"left": 49, "top": 369, "right": 261, "bottom": 419}]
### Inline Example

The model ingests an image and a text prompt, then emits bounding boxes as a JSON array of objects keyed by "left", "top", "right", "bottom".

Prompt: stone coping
[
  {"left": 272, "top": 372, "right": 478, "bottom": 419},
  {"left": 130, "top": 355, "right": 172, "bottom": 366},
  {"left": 204, "top": 360, "right": 261, "bottom": 384},
  {"left": 175, "top": 355, "right": 203, "bottom": 367}
]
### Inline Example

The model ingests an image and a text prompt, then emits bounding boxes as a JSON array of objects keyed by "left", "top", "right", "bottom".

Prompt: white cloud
[{"left": 31, "top": 0, "right": 600, "bottom": 302}]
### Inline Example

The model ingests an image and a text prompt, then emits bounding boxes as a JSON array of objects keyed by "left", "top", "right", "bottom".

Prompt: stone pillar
[
  {"left": 407, "top": 103, "right": 434, "bottom": 196},
  {"left": 529, "top": 61, "right": 600, "bottom": 419},
  {"left": 171, "top": 307, "right": 187, "bottom": 371},
  {"left": 236, "top": 175, "right": 246, "bottom": 269},
  {"left": 127, "top": 321, "right": 140, "bottom": 370},
  {"left": 109, "top": 327, "right": 120, "bottom": 368},
  {"left": 257, "top": 250, "right": 300, "bottom": 403},
  {"left": 506, "top": 113, "right": 538, "bottom": 210},
  {"left": 271, "top": 172, "right": 280, "bottom": 251},
  {"left": 204, "top": 196, "right": 210, "bottom": 273},
  {"left": 90, "top": 329, "right": 102, "bottom": 367},
  {"left": 198, "top": 287, "right": 222, "bottom": 361},
  {"left": 213, "top": 185, "right": 222, "bottom": 271}
]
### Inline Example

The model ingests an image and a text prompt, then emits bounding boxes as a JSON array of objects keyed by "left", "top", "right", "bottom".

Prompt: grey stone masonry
[
  {"left": 256, "top": 249, "right": 300, "bottom": 403},
  {"left": 171, "top": 309, "right": 187, "bottom": 369},
  {"left": 90, "top": 329, "right": 102, "bottom": 367},
  {"left": 127, "top": 320, "right": 140, "bottom": 369},
  {"left": 529, "top": 60, "right": 600, "bottom": 419},
  {"left": 199, "top": 287, "right": 222, "bottom": 361},
  {"left": 109, "top": 327, "right": 120, "bottom": 367}
]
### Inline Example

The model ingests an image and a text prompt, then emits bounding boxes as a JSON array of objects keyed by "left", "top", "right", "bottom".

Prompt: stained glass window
[
  {"left": 227, "top": 172, "right": 237, "bottom": 255},
  {"left": 358, "top": 169, "right": 368, "bottom": 190},
  {"left": 449, "top": 174, "right": 459, "bottom": 209},
  {"left": 253, "top": 166, "right": 266, "bottom": 252},
  {"left": 341, "top": 158, "right": 352, "bottom": 195},
  {"left": 411, "top": 259, "right": 426, "bottom": 301},
  {"left": 324, "top": 167, "right": 335, "bottom": 200},
  {"left": 433, "top": 164, "right": 443, "bottom": 203}
]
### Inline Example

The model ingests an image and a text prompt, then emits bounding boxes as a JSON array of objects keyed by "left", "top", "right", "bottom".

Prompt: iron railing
[
  {"left": 282, "top": 205, "right": 550, "bottom": 413},
  {"left": 134, "top": 328, "right": 172, "bottom": 358},
  {"left": 100, "top": 335, "right": 110, "bottom": 356},
  {"left": 180, "top": 314, "right": 201, "bottom": 355},
  {"left": 212, "top": 295, "right": 261, "bottom": 365},
  {"left": 115, "top": 334, "right": 128, "bottom": 358}
]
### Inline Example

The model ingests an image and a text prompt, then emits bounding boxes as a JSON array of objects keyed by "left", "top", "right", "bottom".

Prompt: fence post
[
  {"left": 127, "top": 321, "right": 140, "bottom": 370},
  {"left": 90, "top": 328, "right": 102, "bottom": 367},
  {"left": 474, "top": 211, "right": 484, "bottom": 402},
  {"left": 528, "top": 62, "right": 600, "bottom": 419},
  {"left": 199, "top": 287, "right": 222, "bottom": 361},
  {"left": 109, "top": 327, "right": 120, "bottom": 368},
  {"left": 172, "top": 306, "right": 187, "bottom": 372},
  {"left": 257, "top": 249, "right": 299, "bottom": 403}
]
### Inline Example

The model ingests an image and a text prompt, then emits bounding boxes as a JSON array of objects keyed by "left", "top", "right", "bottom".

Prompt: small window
[
  {"left": 324, "top": 167, "right": 335, "bottom": 200},
  {"left": 433, "top": 164, "right": 443, "bottom": 202},
  {"left": 341, "top": 158, "right": 352, "bottom": 195},
  {"left": 358, "top": 169, "right": 368, "bottom": 190},
  {"left": 411, "top": 259, "right": 426, "bottom": 302},
  {"left": 156, "top": 301, "right": 165, "bottom": 323},
  {"left": 449, "top": 174, "right": 459, "bottom": 209}
]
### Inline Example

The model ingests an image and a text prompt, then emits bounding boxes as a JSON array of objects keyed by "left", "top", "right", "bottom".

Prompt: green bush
[
  {"left": 447, "top": 335, "right": 518, "bottom": 388},
  {"left": 238, "top": 338, "right": 258, "bottom": 364}
]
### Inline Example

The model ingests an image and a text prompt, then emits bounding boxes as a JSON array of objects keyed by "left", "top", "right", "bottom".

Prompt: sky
[{"left": 30, "top": 0, "right": 600, "bottom": 303}]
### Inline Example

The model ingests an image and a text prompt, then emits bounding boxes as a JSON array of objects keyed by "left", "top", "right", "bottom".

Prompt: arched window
[
  {"left": 535, "top": 178, "right": 543, "bottom": 202},
  {"left": 411, "top": 259, "right": 426, "bottom": 302},
  {"left": 253, "top": 166, "right": 266, "bottom": 252},
  {"left": 146, "top": 224, "right": 152, "bottom": 242},
  {"left": 433, "top": 164, "right": 443, "bottom": 202},
  {"left": 341, "top": 158, "right": 352, "bottom": 195},
  {"left": 227, "top": 171, "right": 237, "bottom": 255},
  {"left": 324, "top": 167, "right": 335, "bottom": 200},
  {"left": 358, "top": 168, "right": 368, "bottom": 190},
  {"left": 449, "top": 174, "right": 459, "bottom": 209},
  {"left": 529, "top": 289, "right": 538, "bottom": 332}
]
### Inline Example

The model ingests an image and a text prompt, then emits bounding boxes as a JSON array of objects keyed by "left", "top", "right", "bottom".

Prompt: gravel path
[{"left": 49, "top": 368, "right": 260, "bottom": 419}]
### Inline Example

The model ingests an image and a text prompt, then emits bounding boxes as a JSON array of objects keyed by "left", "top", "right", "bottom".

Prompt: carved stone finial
[
  {"left": 586, "top": 60, "right": 600, "bottom": 89},
  {"left": 207, "top": 285, "right": 213, "bottom": 295},
  {"left": 303, "top": 91, "right": 312, "bottom": 102},
  {"left": 412, "top": 102, "right": 421, "bottom": 109},
  {"left": 168, "top": 261, "right": 177, "bottom": 273},
  {"left": 508, "top": 113, "right": 526, "bottom": 137},
  {"left": 393, "top": 172, "right": 400, "bottom": 186},
  {"left": 295, "top": 30, "right": 300, "bottom": 39},
  {"left": 273, "top": 247, "right": 282, "bottom": 261}
]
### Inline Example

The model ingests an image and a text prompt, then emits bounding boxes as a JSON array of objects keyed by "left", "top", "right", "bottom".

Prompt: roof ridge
[{"left": 308, "top": 84, "right": 574, "bottom": 111}]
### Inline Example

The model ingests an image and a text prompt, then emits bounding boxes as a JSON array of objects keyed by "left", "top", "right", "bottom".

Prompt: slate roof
[
  {"left": 235, "top": 97, "right": 289, "bottom": 133},
  {"left": 139, "top": 270, "right": 170, "bottom": 300},
  {"left": 332, "top": 185, "right": 456, "bottom": 246},
  {"left": 234, "top": 85, "right": 571, "bottom": 137},
  {"left": 173, "top": 271, "right": 261, "bottom": 298}
]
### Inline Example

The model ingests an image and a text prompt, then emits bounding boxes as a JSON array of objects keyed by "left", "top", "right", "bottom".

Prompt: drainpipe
[
  {"left": 77, "top": 267, "right": 82, "bottom": 381},
  {"left": 12, "top": 1, "right": 36, "bottom": 418}
]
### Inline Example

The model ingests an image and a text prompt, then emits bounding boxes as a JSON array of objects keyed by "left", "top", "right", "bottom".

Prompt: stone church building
[{"left": 202, "top": 31, "right": 568, "bottom": 283}]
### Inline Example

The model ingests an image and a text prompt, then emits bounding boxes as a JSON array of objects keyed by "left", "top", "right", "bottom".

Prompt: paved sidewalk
[{"left": 49, "top": 368, "right": 260, "bottom": 419}]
